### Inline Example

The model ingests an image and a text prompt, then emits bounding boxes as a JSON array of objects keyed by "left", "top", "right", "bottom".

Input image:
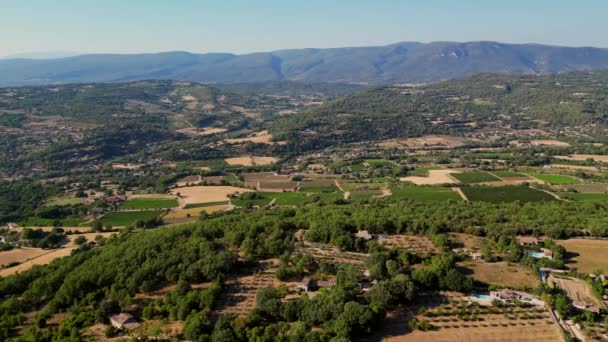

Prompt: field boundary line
[{"left": 452, "top": 187, "right": 469, "bottom": 201}]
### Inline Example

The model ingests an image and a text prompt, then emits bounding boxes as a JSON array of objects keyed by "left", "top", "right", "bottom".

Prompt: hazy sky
[{"left": 1, "top": 0, "right": 607, "bottom": 56}]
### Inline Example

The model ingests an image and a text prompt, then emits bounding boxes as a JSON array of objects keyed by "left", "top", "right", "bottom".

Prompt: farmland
[
  {"left": 529, "top": 173, "right": 579, "bottom": 185},
  {"left": 380, "top": 234, "right": 438, "bottom": 255},
  {"left": 91, "top": 210, "right": 163, "bottom": 226},
  {"left": 390, "top": 186, "right": 461, "bottom": 202},
  {"left": 491, "top": 171, "right": 528, "bottom": 178},
  {"left": 556, "top": 238, "right": 608, "bottom": 273},
  {"left": 458, "top": 261, "right": 538, "bottom": 289},
  {"left": 170, "top": 186, "right": 252, "bottom": 205},
  {"left": 0, "top": 247, "right": 76, "bottom": 277},
  {"left": 400, "top": 169, "right": 459, "bottom": 185},
  {"left": 460, "top": 186, "right": 556, "bottom": 203},
  {"left": 120, "top": 197, "right": 178, "bottom": 209},
  {"left": 451, "top": 172, "right": 501, "bottom": 184},
  {"left": 548, "top": 274, "right": 605, "bottom": 312},
  {"left": 557, "top": 192, "right": 608, "bottom": 202},
  {"left": 566, "top": 183, "right": 608, "bottom": 193}
]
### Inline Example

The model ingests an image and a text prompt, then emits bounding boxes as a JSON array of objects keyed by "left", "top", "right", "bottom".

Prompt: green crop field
[
  {"left": 273, "top": 192, "right": 315, "bottom": 205},
  {"left": 451, "top": 172, "right": 501, "bottom": 184},
  {"left": 491, "top": 171, "right": 527, "bottom": 178},
  {"left": 365, "top": 159, "right": 392, "bottom": 166},
  {"left": 529, "top": 173, "right": 580, "bottom": 185},
  {"left": 223, "top": 173, "right": 241, "bottom": 183},
  {"left": 232, "top": 193, "right": 274, "bottom": 207},
  {"left": 461, "top": 186, "right": 556, "bottom": 203},
  {"left": 92, "top": 210, "right": 163, "bottom": 226},
  {"left": 557, "top": 193, "right": 608, "bottom": 202},
  {"left": 183, "top": 201, "right": 230, "bottom": 209},
  {"left": 120, "top": 197, "right": 178, "bottom": 209},
  {"left": 317, "top": 192, "right": 344, "bottom": 203},
  {"left": 43, "top": 197, "right": 82, "bottom": 207},
  {"left": 299, "top": 185, "right": 339, "bottom": 193},
  {"left": 349, "top": 190, "right": 382, "bottom": 202},
  {"left": 411, "top": 167, "right": 441, "bottom": 177},
  {"left": 341, "top": 182, "right": 387, "bottom": 191},
  {"left": 349, "top": 163, "right": 366, "bottom": 172},
  {"left": 390, "top": 186, "right": 461, "bottom": 201},
  {"left": 20, "top": 217, "right": 84, "bottom": 227}
]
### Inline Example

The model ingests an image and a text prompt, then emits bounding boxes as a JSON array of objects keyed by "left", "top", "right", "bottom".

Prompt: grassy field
[
  {"left": 390, "top": 186, "right": 461, "bottom": 201},
  {"left": 92, "top": 210, "right": 163, "bottom": 226},
  {"left": 349, "top": 163, "right": 366, "bottom": 172},
  {"left": 461, "top": 186, "right": 556, "bottom": 203},
  {"left": 458, "top": 261, "right": 538, "bottom": 289},
  {"left": 273, "top": 192, "right": 315, "bottom": 205},
  {"left": 340, "top": 182, "right": 387, "bottom": 191},
  {"left": 451, "top": 172, "right": 501, "bottom": 184},
  {"left": 556, "top": 239, "right": 608, "bottom": 273},
  {"left": 491, "top": 171, "right": 527, "bottom": 178},
  {"left": 120, "top": 197, "right": 178, "bottom": 209},
  {"left": 411, "top": 167, "right": 441, "bottom": 177},
  {"left": 299, "top": 185, "right": 339, "bottom": 193},
  {"left": 530, "top": 173, "right": 579, "bottom": 185},
  {"left": 222, "top": 173, "right": 241, "bottom": 184},
  {"left": 557, "top": 192, "right": 608, "bottom": 202},
  {"left": 43, "top": 196, "right": 82, "bottom": 207},
  {"left": 19, "top": 217, "right": 84, "bottom": 226},
  {"left": 232, "top": 193, "right": 274, "bottom": 207},
  {"left": 365, "top": 158, "right": 392, "bottom": 166},
  {"left": 183, "top": 201, "right": 230, "bottom": 209}
]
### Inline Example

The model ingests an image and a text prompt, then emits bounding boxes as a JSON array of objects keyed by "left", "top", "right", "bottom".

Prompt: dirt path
[
  {"left": 268, "top": 198, "right": 277, "bottom": 206},
  {"left": 344, "top": 191, "right": 351, "bottom": 200},
  {"left": 378, "top": 189, "right": 392, "bottom": 198},
  {"left": 452, "top": 187, "right": 469, "bottom": 201},
  {"left": 536, "top": 188, "right": 568, "bottom": 202},
  {"left": 334, "top": 180, "right": 345, "bottom": 192}
]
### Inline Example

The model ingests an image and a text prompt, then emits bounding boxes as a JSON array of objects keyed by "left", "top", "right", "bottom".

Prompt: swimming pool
[
  {"left": 474, "top": 294, "right": 491, "bottom": 300},
  {"left": 527, "top": 251, "right": 545, "bottom": 258}
]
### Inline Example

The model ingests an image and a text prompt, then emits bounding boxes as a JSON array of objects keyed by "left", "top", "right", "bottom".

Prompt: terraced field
[{"left": 567, "top": 183, "right": 608, "bottom": 193}]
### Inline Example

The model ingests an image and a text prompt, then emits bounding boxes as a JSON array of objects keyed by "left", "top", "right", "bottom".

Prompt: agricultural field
[
  {"left": 458, "top": 261, "right": 538, "bottom": 289},
  {"left": 451, "top": 172, "right": 501, "bottom": 184},
  {"left": 120, "top": 197, "right": 178, "bottom": 209},
  {"left": 91, "top": 210, "right": 163, "bottom": 226},
  {"left": 297, "top": 241, "right": 367, "bottom": 269},
  {"left": 380, "top": 234, "right": 438, "bottom": 255},
  {"left": 390, "top": 186, "right": 461, "bottom": 202},
  {"left": 556, "top": 238, "right": 608, "bottom": 273},
  {"left": 566, "top": 183, "right": 608, "bottom": 193},
  {"left": 411, "top": 167, "right": 442, "bottom": 177},
  {"left": 548, "top": 274, "right": 605, "bottom": 312},
  {"left": 557, "top": 192, "right": 608, "bottom": 202},
  {"left": 19, "top": 217, "right": 84, "bottom": 227},
  {"left": 0, "top": 247, "right": 50, "bottom": 268},
  {"left": 491, "top": 171, "right": 528, "bottom": 178},
  {"left": 242, "top": 172, "right": 296, "bottom": 191},
  {"left": 365, "top": 158, "right": 393, "bottom": 166},
  {"left": 348, "top": 189, "right": 384, "bottom": 201},
  {"left": 170, "top": 186, "right": 252, "bottom": 205},
  {"left": 529, "top": 173, "right": 579, "bottom": 185},
  {"left": 400, "top": 169, "right": 459, "bottom": 185},
  {"left": 554, "top": 154, "right": 608, "bottom": 163},
  {"left": 43, "top": 196, "right": 82, "bottom": 207},
  {"left": 340, "top": 181, "right": 388, "bottom": 191},
  {"left": 224, "top": 155, "right": 278, "bottom": 166},
  {"left": 272, "top": 192, "right": 316, "bottom": 205},
  {"left": 162, "top": 205, "right": 229, "bottom": 221},
  {"left": 460, "top": 186, "right": 556, "bottom": 203},
  {"left": 0, "top": 247, "right": 76, "bottom": 277}
]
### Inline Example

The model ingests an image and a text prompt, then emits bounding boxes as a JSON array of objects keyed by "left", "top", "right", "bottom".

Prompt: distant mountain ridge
[{"left": 1, "top": 41, "right": 608, "bottom": 86}]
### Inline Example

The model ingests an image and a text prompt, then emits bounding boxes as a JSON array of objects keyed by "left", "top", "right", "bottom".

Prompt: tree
[{"left": 74, "top": 236, "right": 87, "bottom": 246}]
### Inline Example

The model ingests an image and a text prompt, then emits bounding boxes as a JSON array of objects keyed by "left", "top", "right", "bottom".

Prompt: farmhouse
[
  {"left": 516, "top": 235, "right": 542, "bottom": 246},
  {"left": 540, "top": 247, "right": 553, "bottom": 259},
  {"left": 298, "top": 277, "right": 335, "bottom": 292},
  {"left": 490, "top": 289, "right": 544, "bottom": 306},
  {"left": 109, "top": 313, "right": 140, "bottom": 330},
  {"left": 106, "top": 195, "right": 127, "bottom": 204}
]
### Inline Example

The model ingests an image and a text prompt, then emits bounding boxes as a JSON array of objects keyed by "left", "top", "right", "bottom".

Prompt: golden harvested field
[
  {"left": 163, "top": 205, "right": 230, "bottom": 219},
  {"left": 458, "top": 261, "right": 538, "bottom": 289},
  {"left": 531, "top": 140, "right": 571, "bottom": 147},
  {"left": 225, "top": 156, "right": 278, "bottom": 166},
  {"left": 224, "top": 130, "right": 286, "bottom": 145},
  {"left": 64, "top": 232, "right": 115, "bottom": 247},
  {"left": 175, "top": 175, "right": 201, "bottom": 187},
  {"left": 177, "top": 127, "right": 227, "bottom": 136},
  {"left": 170, "top": 186, "right": 252, "bottom": 205},
  {"left": 550, "top": 164, "right": 600, "bottom": 172},
  {"left": 111, "top": 163, "right": 143, "bottom": 170},
  {"left": 0, "top": 247, "right": 76, "bottom": 276},
  {"left": 379, "top": 135, "right": 468, "bottom": 148},
  {"left": 554, "top": 154, "right": 608, "bottom": 163},
  {"left": 0, "top": 248, "right": 49, "bottom": 267},
  {"left": 400, "top": 169, "right": 459, "bottom": 185},
  {"left": 556, "top": 238, "right": 608, "bottom": 273}
]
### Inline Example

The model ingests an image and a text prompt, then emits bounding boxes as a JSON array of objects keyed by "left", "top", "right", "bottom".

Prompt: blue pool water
[
  {"left": 528, "top": 251, "right": 545, "bottom": 258},
  {"left": 474, "top": 294, "right": 491, "bottom": 300}
]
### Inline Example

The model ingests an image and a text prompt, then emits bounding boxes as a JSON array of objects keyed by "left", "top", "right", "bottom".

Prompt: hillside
[{"left": 2, "top": 41, "right": 608, "bottom": 86}]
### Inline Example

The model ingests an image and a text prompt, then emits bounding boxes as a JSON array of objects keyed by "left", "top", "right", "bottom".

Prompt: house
[
  {"left": 490, "top": 289, "right": 544, "bottom": 306},
  {"left": 299, "top": 277, "right": 315, "bottom": 292},
  {"left": 109, "top": 313, "right": 140, "bottom": 330},
  {"left": 316, "top": 280, "right": 335, "bottom": 290},
  {"left": 106, "top": 195, "right": 127, "bottom": 204},
  {"left": 540, "top": 248, "right": 553, "bottom": 259},
  {"left": 470, "top": 252, "right": 484, "bottom": 262},
  {"left": 354, "top": 230, "right": 374, "bottom": 241},
  {"left": 516, "top": 235, "right": 542, "bottom": 246},
  {"left": 91, "top": 207, "right": 105, "bottom": 217}
]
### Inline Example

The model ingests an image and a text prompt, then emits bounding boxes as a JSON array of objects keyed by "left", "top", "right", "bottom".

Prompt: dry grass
[
  {"left": 170, "top": 186, "right": 252, "bottom": 205},
  {"left": 111, "top": 163, "right": 143, "bottom": 170},
  {"left": 224, "top": 130, "right": 286, "bottom": 145},
  {"left": 458, "top": 261, "right": 538, "bottom": 289},
  {"left": 548, "top": 274, "right": 604, "bottom": 311},
  {"left": 554, "top": 154, "right": 608, "bottom": 163},
  {"left": 380, "top": 235, "right": 438, "bottom": 255},
  {"left": 531, "top": 140, "right": 571, "bottom": 147},
  {"left": 0, "top": 248, "right": 49, "bottom": 267},
  {"left": 225, "top": 156, "right": 278, "bottom": 166},
  {"left": 177, "top": 127, "right": 227, "bottom": 136},
  {"left": 380, "top": 135, "right": 468, "bottom": 148},
  {"left": 556, "top": 238, "right": 608, "bottom": 273},
  {"left": 0, "top": 248, "right": 76, "bottom": 276},
  {"left": 400, "top": 169, "right": 460, "bottom": 185}
]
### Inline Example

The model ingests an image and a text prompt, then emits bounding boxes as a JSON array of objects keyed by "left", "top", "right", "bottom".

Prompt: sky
[{"left": 1, "top": 0, "right": 607, "bottom": 57}]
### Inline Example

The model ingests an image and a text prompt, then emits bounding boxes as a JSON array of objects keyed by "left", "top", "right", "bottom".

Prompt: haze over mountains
[{"left": 2, "top": 41, "right": 608, "bottom": 86}]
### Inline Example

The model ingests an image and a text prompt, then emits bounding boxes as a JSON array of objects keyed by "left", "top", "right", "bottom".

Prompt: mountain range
[{"left": 1, "top": 41, "right": 608, "bottom": 86}]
